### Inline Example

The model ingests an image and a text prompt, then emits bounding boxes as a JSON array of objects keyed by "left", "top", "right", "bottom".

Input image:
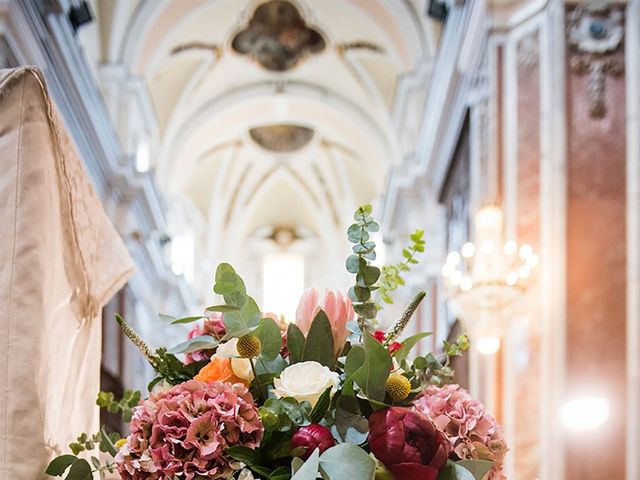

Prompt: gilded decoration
[
  {"left": 231, "top": 1, "right": 326, "bottom": 72},
  {"left": 567, "top": 2, "right": 625, "bottom": 118}
]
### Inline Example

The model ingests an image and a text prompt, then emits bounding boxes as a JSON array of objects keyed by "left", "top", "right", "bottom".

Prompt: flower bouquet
[{"left": 46, "top": 205, "right": 506, "bottom": 480}]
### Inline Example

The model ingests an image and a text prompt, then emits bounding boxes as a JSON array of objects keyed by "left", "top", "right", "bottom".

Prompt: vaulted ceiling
[{"left": 86, "top": 0, "right": 441, "bottom": 298}]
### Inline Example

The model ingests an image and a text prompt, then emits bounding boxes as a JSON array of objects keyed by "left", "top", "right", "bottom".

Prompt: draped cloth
[{"left": 0, "top": 67, "right": 134, "bottom": 478}]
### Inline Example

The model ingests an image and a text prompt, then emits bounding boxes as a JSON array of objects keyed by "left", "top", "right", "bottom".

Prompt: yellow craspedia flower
[
  {"left": 114, "top": 438, "right": 127, "bottom": 449},
  {"left": 385, "top": 373, "right": 411, "bottom": 401},
  {"left": 237, "top": 334, "right": 262, "bottom": 358}
]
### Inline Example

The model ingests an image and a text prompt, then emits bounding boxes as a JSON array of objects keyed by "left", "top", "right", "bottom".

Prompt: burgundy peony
[
  {"left": 290, "top": 424, "right": 336, "bottom": 460},
  {"left": 369, "top": 407, "right": 449, "bottom": 480}
]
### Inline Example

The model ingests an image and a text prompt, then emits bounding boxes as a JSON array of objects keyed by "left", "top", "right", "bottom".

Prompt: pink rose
[{"left": 295, "top": 288, "right": 354, "bottom": 357}]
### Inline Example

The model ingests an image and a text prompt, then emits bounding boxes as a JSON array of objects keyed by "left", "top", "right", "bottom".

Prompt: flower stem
[
  {"left": 383, "top": 291, "right": 427, "bottom": 346},
  {"left": 249, "top": 357, "right": 265, "bottom": 403}
]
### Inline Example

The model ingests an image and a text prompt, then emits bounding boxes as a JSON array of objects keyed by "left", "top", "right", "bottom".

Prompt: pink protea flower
[
  {"left": 295, "top": 288, "right": 354, "bottom": 356},
  {"left": 413, "top": 384, "right": 508, "bottom": 480},
  {"left": 115, "top": 380, "right": 263, "bottom": 480},
  {"left": 184, "top": 311, "right": 226, "bottom": 364}
]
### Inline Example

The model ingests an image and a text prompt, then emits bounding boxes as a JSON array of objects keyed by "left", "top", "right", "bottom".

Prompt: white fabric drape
[{"left": 0, "top": 66, "right": 134, "bottom": 479}]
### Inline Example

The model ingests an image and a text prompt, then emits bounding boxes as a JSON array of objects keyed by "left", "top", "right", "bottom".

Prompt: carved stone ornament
[
  {"left": 249, "top": 124, "right": 314, "bottom": 152},
  {"left": 567, "top": 2, "right": 625, "bottom": 118},
  {"left": 232, "top": 1, "right": 326, "bottom": 72},
  {"left": 517, "top": 33, "right": 539, "bottom": 71}
]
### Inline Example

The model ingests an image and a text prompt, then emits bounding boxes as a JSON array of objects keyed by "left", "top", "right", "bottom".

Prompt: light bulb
[
  {"left": 460, "top": 276, "right": 473, "bottom": 292},
  {"left": 506, "top": 272, "right": 518, "bottom": 286},
  {"left": 560, "top": 397, "right": 609, "bottom": 432},
  {"left": 504, "top": 240, "right": 518, "bottom": 256},
  {"left": 518, "top": 265, "right": 530, "bottom": 278},
  {"left": 519, "top": 244, "right": 533, "bottom": 259},
  {"left": 461, "top": 242, "right": 476, "bottom": 258},
  {"left": 476, "top": 336, "right": 500, "bottom": 355},
  {"left": 447, "top": 251, "right": 461, "bottom": 266}
]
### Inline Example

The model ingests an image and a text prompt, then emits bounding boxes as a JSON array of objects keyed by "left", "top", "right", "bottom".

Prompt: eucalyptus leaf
[
  {"left": 205, "top": 304, "right": 240, "bottom": 312},
  {"left": 291, "top": 448, "right": 320, "bottom": 480},
  {"left": 254, "top": 317, "right": 283, "bottom": 361},
  {"left": 169, "top": 335, "right": 218, "bottom": 354},
  {"left": 169, "top": 315, "right": 205, "bottom": 325},
  {"left": 100, "top": 425, "right": 118, "bottom": 456},
  {"left": 65, "top": 459, "right": 92, "bottom": 480},
  {"left": 319, "top": 444, "right": 375, "bottom": 480},
  {"left": 455, "top": 460, "right": 494, "bottom": 480},
  {"left": 223, "top": 296, "right": 261, "bottom": 339},
  {"left": 45, "top": 455, "right": 77, "bottom": 476},
  {"left": 437, "top": 463, "right": 477, "bottom": 480}
]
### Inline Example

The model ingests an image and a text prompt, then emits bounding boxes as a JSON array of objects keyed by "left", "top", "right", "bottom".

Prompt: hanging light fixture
[{"left": 442, "top": 205, "right": 538, "bottom": 354}]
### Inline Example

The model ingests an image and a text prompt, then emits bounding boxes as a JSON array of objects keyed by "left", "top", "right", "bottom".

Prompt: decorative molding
[
  {"left": 567, "top": 3, "right": 625, "bottom": 118},
  {"left": 517, "top": 32, "right": 539, "bottom": 71}
]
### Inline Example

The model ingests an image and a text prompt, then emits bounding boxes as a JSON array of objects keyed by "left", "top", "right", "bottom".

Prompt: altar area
[{"left": 0, "top": 1, "right": 639, "bottom": 479}]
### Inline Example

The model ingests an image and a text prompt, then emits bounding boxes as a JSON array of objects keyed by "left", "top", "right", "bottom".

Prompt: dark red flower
[
  {"left": 388, "top": 342, "right": 402, "bottom": 354},
  {"left": 374, "top": 330, "right": 387, "bottom": 343},
  {"left": 290, "top": 424, "right": 335, "bottom": 459},
  {"left": 369, "top": 407, "right": 449, "bottom": 480}
]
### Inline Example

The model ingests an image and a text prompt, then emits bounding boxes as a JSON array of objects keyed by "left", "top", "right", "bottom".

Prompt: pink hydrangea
[
  {"left": 413, "top": 384, "right": 508, "bottom": 480},
  {"left": 115, "top": 380, "right": 263, "bottom": 480},
  {"left": 184, "top": 312, "right": 226, "bottom": 364}
]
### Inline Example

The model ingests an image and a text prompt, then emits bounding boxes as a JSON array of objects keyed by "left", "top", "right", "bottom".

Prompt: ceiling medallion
[
  {"left": 567, "top": 2, "right": 625, "bottom": 118},
  {"left": 249, "top": 124, "right": 314, "bottom": 153},
  {"left": 231, "top": 0, "right": 326, "bottom": 72}
]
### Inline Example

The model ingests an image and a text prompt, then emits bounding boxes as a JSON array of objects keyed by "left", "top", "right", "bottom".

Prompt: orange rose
[{"left": 194, "top": 356, "right": 247, "bottom": 385}]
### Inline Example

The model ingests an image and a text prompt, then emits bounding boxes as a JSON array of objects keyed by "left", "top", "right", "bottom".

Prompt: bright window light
[
  {"left": 135, "top": 137, "right": 151, "bottom": 173},
  {"left": 476, "top": 335, "right": 500, "bottom": 355},
  {"left": 560, "top": 396, "right": 609, "bottom": 432},
  {"left": 171, "top": 233, "right": 194, "bottom": 283},
  {"left": 263, "top": 253, "right": 304, "bottom": 323}
]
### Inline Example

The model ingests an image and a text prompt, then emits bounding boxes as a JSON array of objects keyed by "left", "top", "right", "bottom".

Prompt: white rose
[
  {"left": 215, "top": 338, "right": 254, "bottom": 382},
  {"left": 271, "top": 361, "right": 340, "bottom": 407}
]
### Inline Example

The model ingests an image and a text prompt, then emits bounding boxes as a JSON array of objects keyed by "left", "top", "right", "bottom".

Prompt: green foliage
[
  {"left": 258, "top": 397, "right": 312, "bottom": 433},
  {"left": 376, "top": 229, "right": 425, "bottom": 306},
  {"left": 49, "top": 425, "right": 120, "bottom": 479},
  {"left": 345, "top": 331, "right": 392, "bottom": 401},
  {"left": 437, "top": 460, "right": 494, "bottom": 480},
  {"left": 346, "top": 205, "right": 382, "bottom": 324},
  {"left": 168, "top": 335, "right": 218, "bottom": 355},
  {"left": 393, "top": 332, "right": 432, "bottom": 363},
  {"left": 309, "top": 387, "right": 332, "bottom": 423},
  {"left": 213, "top": 263, "right": 261, "bottom": 339},
  {"left": 286, "top": 323, "right": 306, "bottom": 363},
  {"left": 407, "top": 334, "right": 470, "bottom": 387},
  {"left": 254, "top": 317, "right": 284, "bottom": 361},
  {"left": 286, "top": 311, "right": 335, "bottom": 367},
  {"left": 318, "top": 444, "right": 375, "bottom": 480}
]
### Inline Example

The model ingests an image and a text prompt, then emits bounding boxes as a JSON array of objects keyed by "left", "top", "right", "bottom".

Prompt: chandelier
[{"left": 441, "top": 205, "right": 538, "bottom": 354}]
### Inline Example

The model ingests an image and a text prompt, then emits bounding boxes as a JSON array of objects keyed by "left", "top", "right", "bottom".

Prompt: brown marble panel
[{"left": 565, "top": 34, "right": 626, "bottom": 480}]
